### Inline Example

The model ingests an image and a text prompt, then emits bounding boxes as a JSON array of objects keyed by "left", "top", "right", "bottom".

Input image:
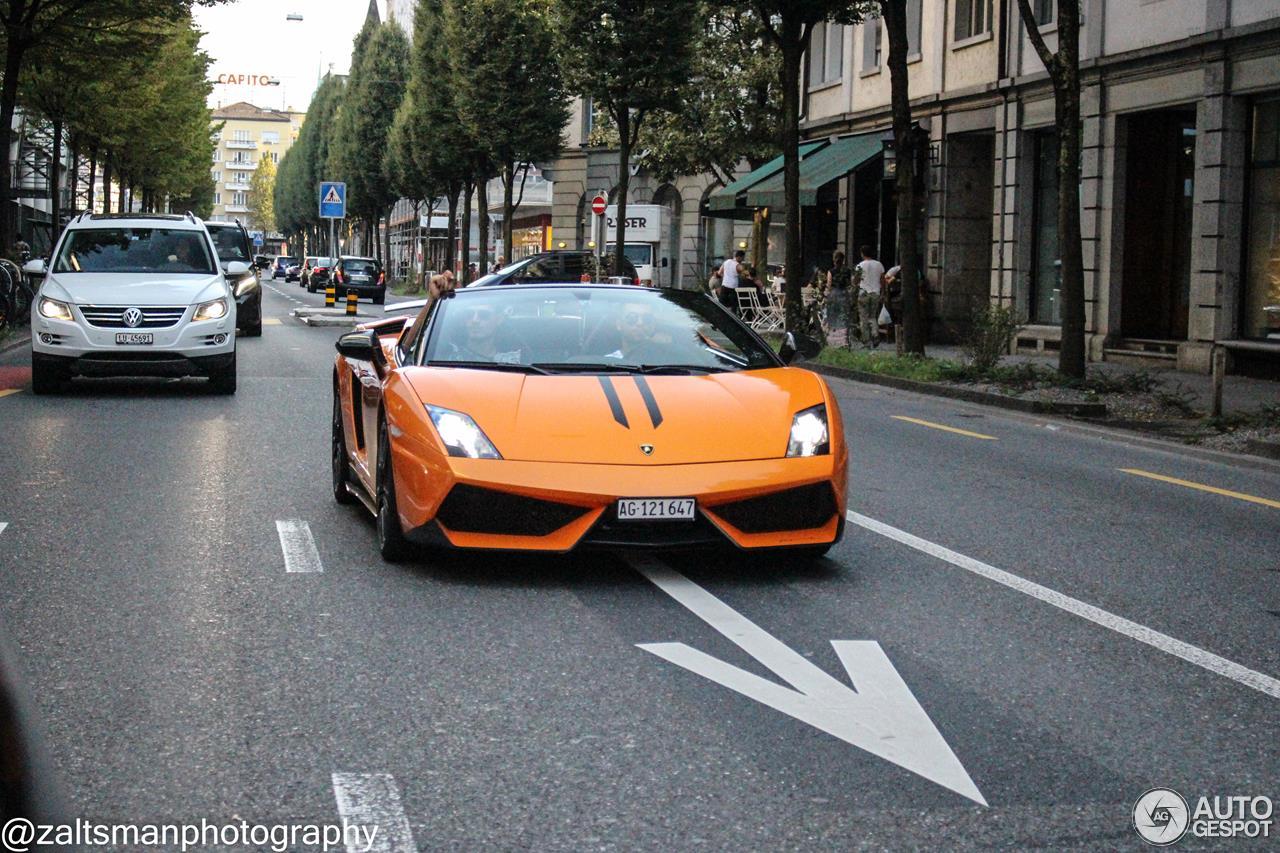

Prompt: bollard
[
  {"left": 1211, "top": 344, "right": 1225, "bottom": 419},
  {"left": 346, "top": 290, "right": 358, "bottom": 317},
  {"left": 324, "top": 285, "right": 336, "bottom": 308}
]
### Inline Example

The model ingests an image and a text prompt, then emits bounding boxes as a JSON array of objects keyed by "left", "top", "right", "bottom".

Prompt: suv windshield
[
  {"left": 422, "top": 287, "right": 778, "bottom": 372},
  {"left": 53, "top": 227, "right": 216, "bottom": 274},
  {"left": 208, "top": 226, "right": 250, "bottom": 263}
]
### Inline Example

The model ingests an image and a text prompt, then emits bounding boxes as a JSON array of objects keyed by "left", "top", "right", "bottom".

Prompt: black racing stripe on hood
[
  {"left": 597, "top": 376, "right": 629, "bottom": 428},
  {"left": 632, "top": 376, "right": 663, "bottom": 428}
]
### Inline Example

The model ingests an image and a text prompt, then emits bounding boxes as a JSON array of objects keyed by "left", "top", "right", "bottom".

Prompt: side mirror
[
  {"left": 224, "top": 261, "right": 250, "bottom": 276},
  {"left": 22, "top": 259, "right": 46, "bottom": 275},
  {"left": 779, "top": 331, "right": 822, "bottom": 365},
  {"left": 335, "top": 329, "right": 387, "bottom": 373}
]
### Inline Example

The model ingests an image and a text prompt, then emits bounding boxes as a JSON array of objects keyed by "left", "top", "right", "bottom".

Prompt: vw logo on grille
[{"left": 122, "top": 307, "right": 144, "bottom": 328}]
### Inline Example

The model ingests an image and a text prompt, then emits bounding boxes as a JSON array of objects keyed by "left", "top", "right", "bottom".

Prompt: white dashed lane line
[
  {"left": 332, "top": 773, "right": 417, "bottom": 853},
  {"left": 275, "top": 519, "right": 322, "bottom": 573},
  {"left": 847, "top": 510, "right": 1280, "bottom": 700}
]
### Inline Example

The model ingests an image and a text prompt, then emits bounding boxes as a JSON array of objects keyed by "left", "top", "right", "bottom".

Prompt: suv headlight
[
  {"left": 426, "top": 405, "right": 502, "bottom": 459},
  {"left": 37, "top": 296, "right": 73, "bottom": 322},
  {"left": 193, "top": 297, "right": 228, "bottom": 322},
  {"left": 786, "top": 404, "right": 829, "bottom": 457}
]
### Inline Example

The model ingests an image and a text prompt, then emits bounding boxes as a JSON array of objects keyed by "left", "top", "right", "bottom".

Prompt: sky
[{"left": 193, "top": 0, "right": 382, "bottom": 113}]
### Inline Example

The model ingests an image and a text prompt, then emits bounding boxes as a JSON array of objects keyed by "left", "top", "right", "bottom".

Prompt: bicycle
[{"left": 0, "top": 257, "right": 36, "bottom": 334}]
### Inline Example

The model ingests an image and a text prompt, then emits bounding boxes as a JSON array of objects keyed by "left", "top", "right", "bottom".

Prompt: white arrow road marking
[
  {"left": 846, "top": 510, "right": 1280, "bottom": 700},
  {"left": 0, "top": 522, "right": 7, "bottom": 535},
  {"left": 332, "top": 773, "right": 417, "bottom": 853},
  {"left": 276, "top": 519, "right": 322, "bottom": 573},
  {"left": 628, "top": 556, "right": 986, "bottom": 806}
]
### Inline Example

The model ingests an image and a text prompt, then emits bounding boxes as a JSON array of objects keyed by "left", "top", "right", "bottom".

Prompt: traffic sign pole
[{"left": 591, "top": 193, "right": 607, "bottom": 282}]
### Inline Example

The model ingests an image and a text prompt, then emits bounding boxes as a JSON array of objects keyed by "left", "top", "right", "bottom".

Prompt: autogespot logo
[{"left": 1134, "top": 788, "right": 1190, "bottom": 845}]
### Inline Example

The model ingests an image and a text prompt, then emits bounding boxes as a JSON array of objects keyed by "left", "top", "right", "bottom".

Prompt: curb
[
  {"left": 805, "top": 362, "right": 1108, "bottom": 418},
  {"left": 0, "top": 330, "right": 31, "bottom": 357},
  {"left": 1245, "top": 439, "right": 1280, "bottom": 461},
  {"left": 808, "top": 360, "right": 1280, "bottom": 475}
]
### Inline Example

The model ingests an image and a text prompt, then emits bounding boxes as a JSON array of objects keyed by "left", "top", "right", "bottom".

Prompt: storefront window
[
  {"left": 1244, "top": 99, "right": 1280, "bottom": 340},
  {"left": 1031, "top": 130, "right": 1061, "bottom": 324}
]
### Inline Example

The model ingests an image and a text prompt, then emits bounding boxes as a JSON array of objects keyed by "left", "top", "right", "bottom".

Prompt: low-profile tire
[
  {"left": 30, "top": 357, "right": 68, "bottom": 395},
  {"left": 244, "top": 321, "right": 262, "bottom": 337},
  {"left": 332, "top": 392, "right": 356, "bottom": 505},
  {"left": 375, "top": 419, "right": 412, "bottom": 562},
  {"left": 208, "top": 349, "right": 237, "bottom": 395},
  {"left": 373, "top": 292, "right": 385, "bottom": 305}
]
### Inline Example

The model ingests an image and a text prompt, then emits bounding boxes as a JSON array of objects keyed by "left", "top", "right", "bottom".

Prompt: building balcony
[
  {"left": 224, "top": 204, "right": 250, "bottom": 213},
  {"left": 225, "top": 139, "right": 256, "bottom": 149},
  {"left": 225, "top": 181, "right": 252, "bottom": 191},
  {"left": 226, "top": 160, "right": 256, "bottom": 171}
]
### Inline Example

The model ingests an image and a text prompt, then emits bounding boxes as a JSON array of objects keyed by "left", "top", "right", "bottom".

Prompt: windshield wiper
[
  {"left": 426, "top": 360, "right": 550, "bottom": 374},
  {"left": 530, "top": 362, "right": 643, "bottom": 373},
  {"left": 636, "top": 364, "right": 725, "bottom": 375}
]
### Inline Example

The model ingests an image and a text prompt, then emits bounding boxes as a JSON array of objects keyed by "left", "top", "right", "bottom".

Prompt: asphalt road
[{"left": 0, "top": 281, "right": 1276, "bottom": 850}]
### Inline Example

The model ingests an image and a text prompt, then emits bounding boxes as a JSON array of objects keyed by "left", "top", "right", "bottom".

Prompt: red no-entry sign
[{"left": 591, "top": 195, "right": 607, "bottom": 216}]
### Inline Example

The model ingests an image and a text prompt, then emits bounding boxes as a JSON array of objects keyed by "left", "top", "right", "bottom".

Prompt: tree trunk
[
  {"left": 779, "top": 24, "right": 804, "bottom": 332},
  {"left": 445, "top": 189, "right": 458, "bottom": 273},
  {"left": 100, "top": 159, "right": 112, "bottom": 214},
  {"left": 0, "top": 40, "right": 26, "bottom": 248},
  {"left": 87, "top": 144, "right": 97, "bottom": 212},
  {"left": 49, "top": 119, "right": 62, "bottom": 242},
  {"left": 69, "top": 137, "right": 79, "bottom": 215},
  {"left": 613, "top": 107, "right": 631, "bottom": 278},
  {"left": 460, "top": 180, "right": 473, "bottom": 284},
  {"left": 502, "top": 161, "right": 515, "bottom": 264},
  {"left": 882, "top": 0, "right": 926, "bottom": 354},
  {"left": 1015, "top": 0, "right": 1085, "bottom": 377},
  {"left": 384, "top": 205, "right": 394, "bottom": 279},
  {"left": 477, "top": 176, "right": 489, "bottom": 277}
]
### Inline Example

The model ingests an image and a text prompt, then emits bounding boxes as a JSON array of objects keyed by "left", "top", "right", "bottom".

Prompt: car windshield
[
  {"left": 208, "top": 227, "right": 250, "bottom": 263},
  {"left": 343, "top": 259, "right": 379, "bottom": 274},
  {"left": 622, "top": 244, "right": 652, "bottom": 265},
  {"left": 53, "top": 227, "right": 216, "bottom": 274},
  {"left": 421, "top": 287, "right": 778, "bottom": 372}
]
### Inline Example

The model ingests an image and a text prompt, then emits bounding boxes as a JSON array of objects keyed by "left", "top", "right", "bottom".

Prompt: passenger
[
  {"left": 605, "top": 302, "right": 664, "bottom": 361},
  {"left": 448, "top": 301, "right": 521, "bottom": 364}
]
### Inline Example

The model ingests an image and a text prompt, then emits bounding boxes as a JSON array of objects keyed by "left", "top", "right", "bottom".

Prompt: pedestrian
[
  {"left": 826, "top": 250, "right": 852, "bottom": 337},
  {"left": 13, "top": 233, "right": 30, "bottom": 261},
  {"left": 853, "top": 245, "right": 885, "bottom": 348},
  {"left": 717, "top": 249, "right": 745, "bottom": 315}
]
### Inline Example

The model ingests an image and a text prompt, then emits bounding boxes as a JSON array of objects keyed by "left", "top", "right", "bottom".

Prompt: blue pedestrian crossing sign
[
  {"left": 318, "top": 181, "right": 346, "bottom": 219},
  {"left": 251, "top": 230, "right": 264, "bottom": 247}
]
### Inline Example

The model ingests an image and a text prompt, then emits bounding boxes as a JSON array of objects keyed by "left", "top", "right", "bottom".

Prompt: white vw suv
[{"left": 27, "top": 212, "right": 243, "bottom": 394}]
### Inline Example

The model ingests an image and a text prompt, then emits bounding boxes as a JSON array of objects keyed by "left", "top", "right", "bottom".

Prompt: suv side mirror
[
  {"left": 224, "top": 261, "right": 250, "bottom": 276},
  {"left": 22, "top": 259, "right": 46, "bottom": 275},
  {"left": 779, "top": 331, "right": 822, "bottom": 365}
]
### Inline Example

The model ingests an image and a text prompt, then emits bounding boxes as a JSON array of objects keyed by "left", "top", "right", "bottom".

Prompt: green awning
[
  {"left": 743, "top": 132, "right": 883, "bottom": 209},
  {"left": 705, "top": 142, "right": 825, "bottom": 213}
]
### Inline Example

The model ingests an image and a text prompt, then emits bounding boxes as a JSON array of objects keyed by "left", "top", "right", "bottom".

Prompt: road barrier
[
  {"left": 346, "top": 290, "right": 358, "bottom": 317},
  {"left": 324, "top": 285, "right": 335, "bottom": 308}
]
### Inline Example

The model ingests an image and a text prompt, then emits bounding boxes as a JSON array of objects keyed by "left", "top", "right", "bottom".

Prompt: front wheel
[
  {"left": 208, "top": 349, "right": 237, "bottom": 394},
  {"left": 375, "top": 419, "right": 412, "bottom": 562}
]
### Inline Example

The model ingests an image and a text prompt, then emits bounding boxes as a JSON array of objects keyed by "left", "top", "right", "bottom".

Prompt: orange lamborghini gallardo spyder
[{"left": 331, "top": 284, "right": 848, "bottom": 561}]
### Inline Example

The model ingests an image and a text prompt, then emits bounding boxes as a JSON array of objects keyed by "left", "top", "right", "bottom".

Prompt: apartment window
[
  {"left": 212, "top": 149, "right": 219, "bottom": 163},
  {"left": 582, "top": 96, "right": 593, "bottom": 143},
  {"left": 261, "top": 131, "right": 279, "bottom": 144},
  {"left": 1035, "top": 0, "right": 1055, "bottom": 25},
  {"left": 809, "top": 21, "right": 843, "bottom": 85},
  {"left": 211, "top": 171, "right": 220, "bottom": 183},
  {"left": 270, "top": 151, "right": 278, "bottom": 163},
  {"left": 861, "top": 17, "right": 881, "bottom": 71},
  {"left": 955, "top": 0, "right": 991, "bottom": 40},
  {"left": 232, "top": 191, "right": 247, "bottom": 207},
  {"left": 233, "top": 129, "right": 252, "bottom": 143},
  {"left": 213, "top": 192, "right": 221, "bottom": 205},
  {"left": 907, "top": 0, "right": 922, "bottom": 56}
]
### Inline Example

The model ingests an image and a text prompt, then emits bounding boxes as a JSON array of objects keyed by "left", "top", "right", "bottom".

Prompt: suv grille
[{"left": 80, "top": 305, "right": 188, "bottom": 328}]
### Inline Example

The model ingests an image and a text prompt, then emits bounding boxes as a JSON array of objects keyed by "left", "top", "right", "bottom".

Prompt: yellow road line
[
  {"left": 891, "top": 415, "right": 997, "bottom": 441},
  {"left": 263, "top": 318, "right": 283, "bottom": 325},
  {"left": 0, "top": 389, "right": 18, "bottom": 399},
  {"left": 1119, "top": 468, "right": 1280, "bottom": 510}
]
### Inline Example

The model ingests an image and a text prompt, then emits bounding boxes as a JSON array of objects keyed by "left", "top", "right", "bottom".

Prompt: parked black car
[
  {"left": 205, "top": 220, "right": 262, "bottom": 336},
  {"left": 332, "top": 256, "right": 386, "bottom": 304},
  {"left": 472, "top": 250, "right": 640, "bottom": 287},
  {"left": 272, "top": 255, "right": 297, "bottom": 280}
]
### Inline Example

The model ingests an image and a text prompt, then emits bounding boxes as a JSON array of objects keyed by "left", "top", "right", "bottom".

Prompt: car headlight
[
  {"left": 193, "top": 297, "right": 228, "bottom": 321},
  {"left": 231, "top": 274, "right": 256, "bottom": 298},
  {"left": 37, "top": 296, "right": 73, "bottom": 322},
  {"left": 786, "top": 404, "right": 830, "bottom": 457},
  {"left": 426, "top": 405, "right": 502, "bottom": 459}
]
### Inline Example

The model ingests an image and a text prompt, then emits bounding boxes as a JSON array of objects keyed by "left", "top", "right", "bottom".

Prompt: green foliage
[
  {"left": 961, "top": 303, "right": 1020, "bottom": 372},
  {"left": 275, "top": 75, "right": 345, "bottom": 239},
  {"left": 248, "top": 154, "right": 277, "bottom": 234}
]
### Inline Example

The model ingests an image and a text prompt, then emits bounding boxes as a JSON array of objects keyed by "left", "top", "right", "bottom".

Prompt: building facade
[
  {"left": 785, "top": 0, "right": 1280, "bottom": 371},
  {"left": 208, "top": 102, "right": 303, "bottom": 230}
]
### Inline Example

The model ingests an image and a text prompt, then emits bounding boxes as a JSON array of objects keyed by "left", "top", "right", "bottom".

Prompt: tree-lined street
[{"left": 1, "top": 289, "right": 1275, "bottom": 847}]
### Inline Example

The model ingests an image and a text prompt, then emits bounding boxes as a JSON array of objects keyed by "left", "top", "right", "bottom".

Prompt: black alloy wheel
[
  {"left": 332, "top": 391, "right": 355, "bottom": 505},
  {"left": 375, "top": 419, "right": 412, "bottom": 562}
]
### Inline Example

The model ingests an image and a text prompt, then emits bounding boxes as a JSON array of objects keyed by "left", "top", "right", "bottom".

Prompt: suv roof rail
[{"left": 185, "top": 210, "right": 198, "bottom": 224}]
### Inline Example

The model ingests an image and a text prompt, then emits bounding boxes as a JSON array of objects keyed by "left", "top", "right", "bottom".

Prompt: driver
[
  {"left": 605, "top": 301, "right": 663, "bottom": 361},
  {"left": 449, "top": 301, "right": 521, "bottom": 364}
]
